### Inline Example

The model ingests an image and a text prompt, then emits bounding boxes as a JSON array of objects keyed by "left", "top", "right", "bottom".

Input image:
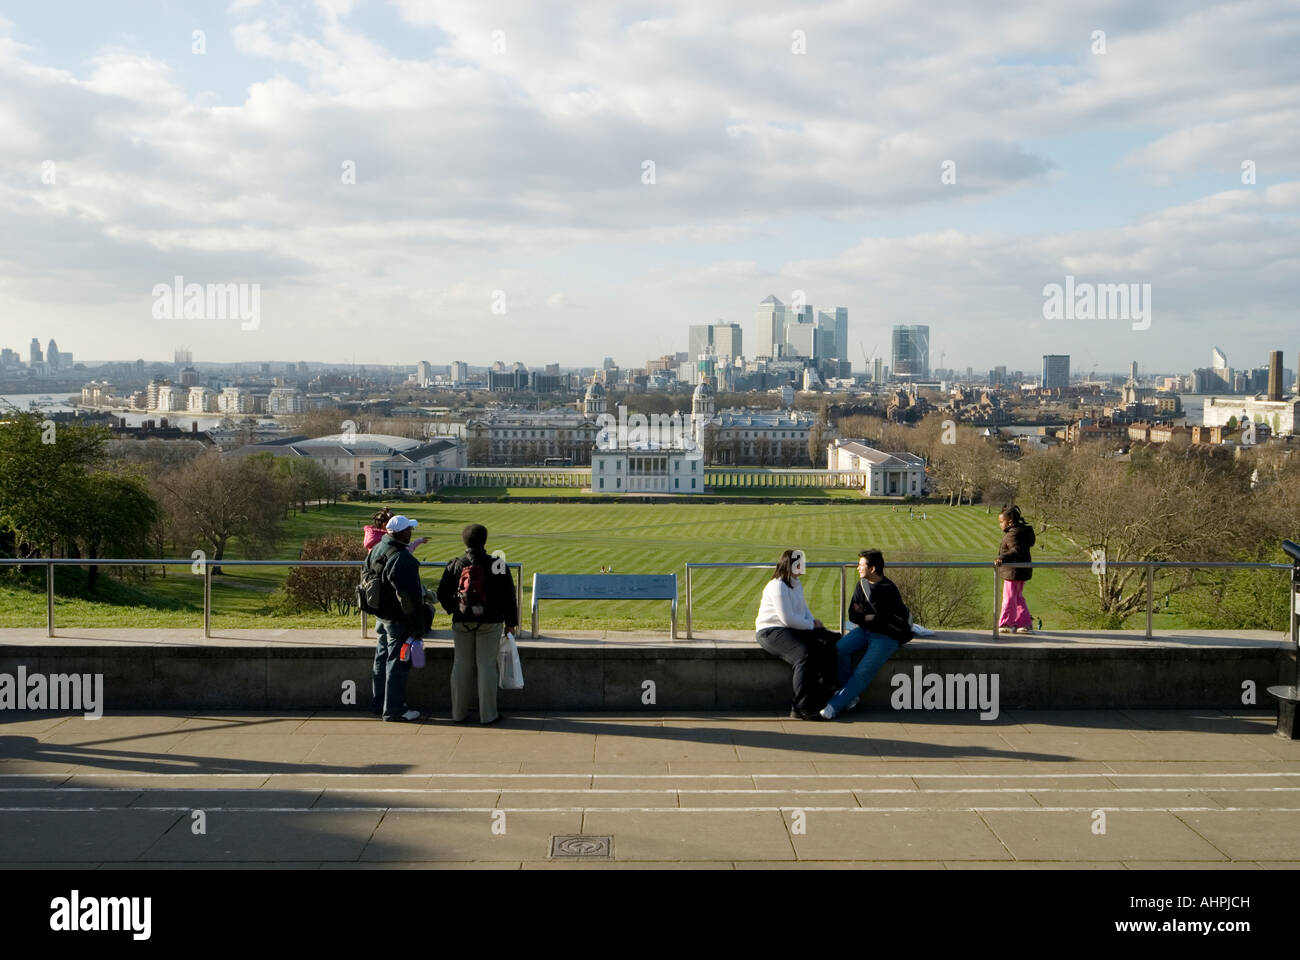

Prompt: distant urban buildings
[
  {"left": 1042, "top": 355, "right": 1071, "bottom": 390},
  {"left": 891, "top": 325, "right": 930, "bottom": 379}
]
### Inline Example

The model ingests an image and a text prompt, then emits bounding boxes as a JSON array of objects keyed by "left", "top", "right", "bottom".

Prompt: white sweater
[{"left": 755, "top": 577, "right": 815, "bottom": 632}]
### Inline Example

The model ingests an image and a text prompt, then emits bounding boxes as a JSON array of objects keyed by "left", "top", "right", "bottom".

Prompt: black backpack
[{"left": 357, "top": 541, "right": 401, "bottom": 615}]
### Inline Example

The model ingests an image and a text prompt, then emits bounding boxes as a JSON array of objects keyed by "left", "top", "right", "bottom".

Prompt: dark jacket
[
  {"left": 366, "top": 534, "right": 425, "bottom": 634},
  {"left": 848, "top": 575, "right": 912, "bottom": 644},
  {"left": 997, "top": 522, "right": 1037, "bottom": 581},
  {"left": 437, "top": 549, "right": 518, "bottom": 626}
]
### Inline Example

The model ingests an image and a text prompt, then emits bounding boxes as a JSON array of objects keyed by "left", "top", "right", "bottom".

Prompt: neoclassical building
[{"left": 465, "top": 392, "right": 602, "bottom": 465}]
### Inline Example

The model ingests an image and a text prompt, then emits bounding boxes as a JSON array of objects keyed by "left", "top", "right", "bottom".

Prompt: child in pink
[{"left": 364, "top": 509, "right": 427, "bottom": 552}]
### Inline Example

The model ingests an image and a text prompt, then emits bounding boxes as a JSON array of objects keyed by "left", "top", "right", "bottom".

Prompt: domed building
[{"left": 583, "top": 379, "right": 607, "bottom": 418}]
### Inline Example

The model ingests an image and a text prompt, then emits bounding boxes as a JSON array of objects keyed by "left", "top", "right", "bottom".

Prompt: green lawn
[{"left": 0, "top": 502, "right": 1283, "bottom": 632}]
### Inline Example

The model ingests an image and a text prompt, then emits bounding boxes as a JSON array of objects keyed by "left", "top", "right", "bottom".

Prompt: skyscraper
[
  {"left": 1042, "top": 355, "right": 1071, "bottom": 390},
  {"left": 29, "top": 338, "right": 42, "bottom": 366},
  {"left": 712, "top": 320, "right": 742, "bottom": 359},
  {"left": 891, "top": 325, "right": 930, "bottom": 379},
  {"left": 46, "top": 339, "right": 59, "bottom": 371},
  {"left": 756, "top": 296, "right": 788, "bottom": 359},
  {"left": 688, "top": 324, "right": 713, "bottom": 364}
]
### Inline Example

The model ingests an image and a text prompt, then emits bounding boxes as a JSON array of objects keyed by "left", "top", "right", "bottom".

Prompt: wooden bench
[{"left": 530, "top": 573, "right": 678, "bottom": 639}]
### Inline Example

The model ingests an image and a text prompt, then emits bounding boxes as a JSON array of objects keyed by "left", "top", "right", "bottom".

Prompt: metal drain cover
[{"left": 551, "top": 835, "right": 613, "bottom": 858}]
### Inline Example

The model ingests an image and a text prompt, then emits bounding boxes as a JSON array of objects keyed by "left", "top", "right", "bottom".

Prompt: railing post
[
  {"left": 361, "top": 608, "right": 368, "bottom": 640},
  {"left": 517, "top": 563, "right": 524, "bottom": 637},
  {"left": 46, "top": 561, "right": 54, "bottom": 638},
  {"left": 685, "top": 565, "right": 693, "bottom": 640},
  {"left": 992, "top": 564, "right": 1000, "bottom": 639},
  {"left": 1145, "top": 563, "right": 1154, "bottom": 639},
  {"left": 203, "top": 562, "right": 212, "bottom": 639},
  {"left": 838, "top": 564, "right": 846, "bottom": 634}
]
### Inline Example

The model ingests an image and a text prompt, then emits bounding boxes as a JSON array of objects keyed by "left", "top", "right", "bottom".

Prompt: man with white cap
[{"left": 365, "top": 514, "right": 425, "bottom": 722}]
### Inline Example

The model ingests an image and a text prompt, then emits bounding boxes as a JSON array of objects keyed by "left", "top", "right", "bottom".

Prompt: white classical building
[
  {"left": 231, "top": 433, "right": 465, "bottom": 492},
  {"left": 827, "top": 439, "right": 927, "bottom": 497}
]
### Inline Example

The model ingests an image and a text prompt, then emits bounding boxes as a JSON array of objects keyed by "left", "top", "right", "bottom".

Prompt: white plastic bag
[{"left": 498, "top": 631, "right": 524, "bottom": 690}]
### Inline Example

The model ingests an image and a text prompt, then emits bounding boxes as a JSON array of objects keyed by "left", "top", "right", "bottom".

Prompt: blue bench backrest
[{"left": 532, "top": 574, "right": 676, "bottom": 601}]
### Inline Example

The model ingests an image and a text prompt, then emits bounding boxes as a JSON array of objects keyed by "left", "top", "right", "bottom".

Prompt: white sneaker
[
  {"left": 384, "top": 709, "right": 421, "bottom": 723},
  {"left": 819, "top": 704, "right": 837, "bottom": 720}
]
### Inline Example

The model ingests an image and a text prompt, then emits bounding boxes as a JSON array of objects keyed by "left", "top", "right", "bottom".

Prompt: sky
[{"left": 0, "top": 0, "right": 1297, "bottom": 374}]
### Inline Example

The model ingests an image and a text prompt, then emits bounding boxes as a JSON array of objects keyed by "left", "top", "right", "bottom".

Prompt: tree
[
  {"left": 1017, "top": 445, "right": 1254, "bottom": 625},
  {"left": 74, "top": 471, "right": 160, "bottom": 590},
  {"left": 156, "top": 452, "right": 286, "bottom": 572},
  {"left": 0, "top": 410, "right": 109, "bottom": 557},
  {"left": 889, "top": 550, "right": 984, "bottom": 628},
  {"left": 273, "top": 457, "right": 331, "bottom": 515},
  {"left": 282, "top": 534, "right": 367, "bottom": 614}
]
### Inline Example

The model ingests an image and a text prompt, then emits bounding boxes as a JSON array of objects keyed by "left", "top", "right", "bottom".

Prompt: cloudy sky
[{"left": 1, "top": 0, "right": 1296, "bottom": 374}]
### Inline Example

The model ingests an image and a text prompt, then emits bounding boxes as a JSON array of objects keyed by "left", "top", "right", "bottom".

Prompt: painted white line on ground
[
  {"left": 5, "top": 786, "right": 1300, "bottom": 794},
  {"left": 4, "top": 770, "right": 1300, "bottom": 780},
  {"left": 2, "top": 806, "right": 1299, "bottom": 813}
]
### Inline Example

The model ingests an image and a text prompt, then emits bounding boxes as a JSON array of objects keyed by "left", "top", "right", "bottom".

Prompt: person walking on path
[
  {"left": 754, "top": 549, "right": 840, "bottom": 721},
  {"left": 366, "top": 515, "right": 425, "bottom": 722},
  {"left": 995, "top": 505, "right": 1036, "bottom": 634},
  {"left": 436, "top": 524, "right": 518, "bottom": 724},
  {"left": 820, "top": 550, "right": 912, "bottom": 720}
]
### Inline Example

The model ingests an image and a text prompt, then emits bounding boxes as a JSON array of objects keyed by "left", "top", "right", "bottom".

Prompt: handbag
[{"left": 498, "top": 631, "right": 524, "bottom": 690}]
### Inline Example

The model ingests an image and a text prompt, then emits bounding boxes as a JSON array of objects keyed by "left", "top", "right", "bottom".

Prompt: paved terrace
[{"left": 1, "top": 707, "right": 1298, "bottom": 868}]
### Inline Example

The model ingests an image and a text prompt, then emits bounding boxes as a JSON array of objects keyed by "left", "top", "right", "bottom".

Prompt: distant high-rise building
[
  {"left": 1211, "top": 346, "right": 1227, "bottom": 371},
  {"left": 814, "top": 308, "right": 848, "bottom": 363},
  {"left": 891, "top": 325, "right": 930, "bottom": 379},
  {"left": 871, "top": 357, "right": 884, "bottom": 384},
  {"left": 1042, "top": 354, "right": 1071, "bottom": 390},
  {"left": 29, "top": 338, "right": 42, "bottom": 366},
  {"left": 712, "top": 320, "right": 742, "bottom": 360},
  {"left": 175, "top": 347, "right": 192, "bottom": 367},
  {"left": 688, "top": 324, "right": 713, "bottom": 363},
  {"left": 46, "top": 339, "right": 59, "bottom": 371},
  {"left": 756, "top": 296, "right": 788, "bottom": 359},
  {"left": 416, "top": 361, "right": 433, "bottom": 388},
  {"left": 784, "top": 323, "right": 816, "bottom": 359},
  {"left": 1130, "top": 361, "right": 1139, "bottom": 382},
  {"left": 180, "top": 366, "right": 199, "bottom": 387},
  {"left": 603, "top": 357, "right": 616, "bottom": 371},
  {"left": 450, "top": 361, "right": 469, "bottom": 384},
  {"left": 1268, "top": 350, "right": 1283, "bottom": 402}
]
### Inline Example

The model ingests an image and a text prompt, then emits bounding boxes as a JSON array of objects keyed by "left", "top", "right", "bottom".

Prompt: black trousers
[{"left": 756, "top": 626, "right": 840, "bottom": 714}]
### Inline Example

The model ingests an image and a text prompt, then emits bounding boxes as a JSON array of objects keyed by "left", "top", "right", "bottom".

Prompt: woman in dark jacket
[{"left": 994, "top": 505, "right": 1036, "bottom": 634}]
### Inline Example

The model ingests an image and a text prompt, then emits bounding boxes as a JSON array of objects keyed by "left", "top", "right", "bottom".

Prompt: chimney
[{"left": 1268, "top": 350, "right": 1283, "bottom": 402}]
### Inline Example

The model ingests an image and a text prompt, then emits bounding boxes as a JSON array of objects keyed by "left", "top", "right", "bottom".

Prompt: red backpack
[{"left": 456, "top": 558, "right": 488, "bottom": 618}]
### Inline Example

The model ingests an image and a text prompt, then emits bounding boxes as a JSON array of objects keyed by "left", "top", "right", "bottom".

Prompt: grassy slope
[{"left": 0, "top": 502, "right": 1260, "bottom": 631}]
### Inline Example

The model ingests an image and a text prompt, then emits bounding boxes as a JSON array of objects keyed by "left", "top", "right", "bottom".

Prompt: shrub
[{"left": 282, "top": 534, "right": 367, "bottom": 614}]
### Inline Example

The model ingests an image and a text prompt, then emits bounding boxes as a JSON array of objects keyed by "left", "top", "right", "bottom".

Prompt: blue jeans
[
  {"left": 827, "top": 627, "right": 900, "bottom": 713},
  {"left": 372, "top": 619, "right": 413, "bottom": 719}
]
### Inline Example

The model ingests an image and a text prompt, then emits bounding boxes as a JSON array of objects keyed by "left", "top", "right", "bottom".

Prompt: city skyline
[{"left": 0, "top": 3, "right": 1295, "bottom": 369}]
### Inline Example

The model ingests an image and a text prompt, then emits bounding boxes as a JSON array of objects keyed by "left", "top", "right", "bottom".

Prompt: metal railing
[
  {"left": 0, "top": 558, "right": 523, "bottom": 640},
  {"left": 682, "top": 559, "right": 1298, "bottom": 644}
]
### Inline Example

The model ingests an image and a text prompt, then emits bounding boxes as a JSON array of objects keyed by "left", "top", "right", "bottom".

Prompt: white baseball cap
[{"left": 385, "top": 515, "right": 419, "bottom": 533}]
